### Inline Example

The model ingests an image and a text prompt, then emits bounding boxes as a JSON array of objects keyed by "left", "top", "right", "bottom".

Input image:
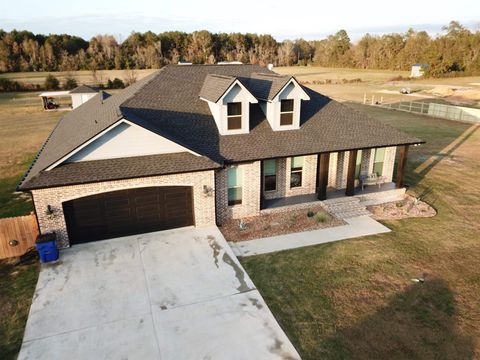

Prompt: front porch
[
  {"left": 262, "top": 182, "right": 404, "bottom": 210},
  {"left": 260, "top": 144, "right": 411, "bottom": 211}
]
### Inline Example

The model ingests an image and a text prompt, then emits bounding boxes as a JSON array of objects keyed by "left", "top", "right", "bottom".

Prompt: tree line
[{"left": 0, "top": 21, "right": 479, "bottom": 77}]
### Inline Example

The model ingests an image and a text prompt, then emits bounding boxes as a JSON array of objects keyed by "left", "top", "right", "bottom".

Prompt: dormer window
[
  {"left": 199, "top": 74, "right": 257, "bottom": 135},
  {"left": 227, "top": 102, "right": 242, "bottom": 130},
  {"left": 280, "top": 99, "right": 294, "bottom": 126}
]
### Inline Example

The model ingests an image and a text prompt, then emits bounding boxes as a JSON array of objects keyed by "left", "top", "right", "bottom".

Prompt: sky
[{"left": 2, "top": 0, "right": 479, "bottom": 42}]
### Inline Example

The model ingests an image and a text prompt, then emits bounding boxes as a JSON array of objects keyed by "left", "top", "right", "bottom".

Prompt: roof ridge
[
  {"left": 119, "top": 69, "right": 162, "bottom": 108},
  {"left": 207, "top": 74, "right": 236, "bottom": 79},
  {"left": 252, "top": 72, "right": 290, "bottom": 78}
]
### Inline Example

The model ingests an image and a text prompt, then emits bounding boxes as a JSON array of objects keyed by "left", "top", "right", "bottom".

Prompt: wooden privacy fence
[{"left": 0, "top": 213, "right": 39, "bottom": 259}]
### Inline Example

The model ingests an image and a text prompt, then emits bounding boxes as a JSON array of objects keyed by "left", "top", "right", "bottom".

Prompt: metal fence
[{"left": 376, "top": 101, "right": 480, "bottom": 124}]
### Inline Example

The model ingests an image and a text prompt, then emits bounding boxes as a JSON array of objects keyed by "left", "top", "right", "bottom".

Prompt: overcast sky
[{"left": 2, "top": 0, "right": 479, "bottom": 41}]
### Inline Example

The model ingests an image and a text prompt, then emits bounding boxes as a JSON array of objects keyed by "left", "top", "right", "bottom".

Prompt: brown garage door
[{"left": 63, "top": 186, "right": 194, "bottom": 245}]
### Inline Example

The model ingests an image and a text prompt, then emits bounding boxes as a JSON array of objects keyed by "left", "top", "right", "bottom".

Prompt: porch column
[
  {"left": 317, "top": 153, "right": 330, "bottom": 200},
  {"left": 346, "top": 149, "right": 358, "bottom": 196},
  {"left": 396, "top": 145, "right": 409, "bottom": 188}
]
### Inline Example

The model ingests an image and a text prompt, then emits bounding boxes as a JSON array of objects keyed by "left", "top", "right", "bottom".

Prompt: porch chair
[{"left": 360, "top": 173, "right": 387, "bottom": 191}]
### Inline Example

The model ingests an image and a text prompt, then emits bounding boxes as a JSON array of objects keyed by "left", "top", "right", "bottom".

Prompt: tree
[
  {"left": 44, "top": 74, "right": 60, "bottom": 90},
  {"left": 63, "top": 77, "right": 78, "bottom": 90}
]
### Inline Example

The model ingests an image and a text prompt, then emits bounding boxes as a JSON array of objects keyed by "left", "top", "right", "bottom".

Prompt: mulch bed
[
  {"left": 219, "top": 204, "right": 345, "bottom": 242},
  {"left": 367, "top": 195, "right": 436, "bottom": 220}
]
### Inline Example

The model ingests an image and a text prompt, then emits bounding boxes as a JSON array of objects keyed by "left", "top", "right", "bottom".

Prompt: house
[
  {"left": 18, "top": 64, "right": 423, "bottom": 248},
  {"left": 69, "top": 85, "right": 99, "bottom": 109},
  {"left": 410, "top": 63, "right": 428, "bottom": 78}
]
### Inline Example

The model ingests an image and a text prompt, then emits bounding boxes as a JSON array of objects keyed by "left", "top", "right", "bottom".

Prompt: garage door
[{"left": 63, "top": 186, "right": 194, "bottom": 245}]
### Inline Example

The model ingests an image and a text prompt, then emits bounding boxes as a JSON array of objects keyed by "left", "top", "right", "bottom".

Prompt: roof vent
[{"left": 217, "top": 61, "right": 243, "bottom": 65}]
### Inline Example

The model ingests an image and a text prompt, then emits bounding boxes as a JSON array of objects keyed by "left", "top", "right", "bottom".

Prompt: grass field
[
  {"left": 276, "top": 66, "right": 480, "bottom": 105},
  {"left": 0, "top": 69, "right": 156, "bottom": 87},
  {"left": 0, "top": 103, "right": 61, "bottom": 217},
  {"left": 241, "top": 104, "right": 480, "bottom": 359}
]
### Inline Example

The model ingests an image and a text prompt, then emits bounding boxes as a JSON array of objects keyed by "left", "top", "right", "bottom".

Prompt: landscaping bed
[
  {"left": 219, "top": 205, "right": 345, "bottom": 242},
  {"left": 367, "top": 194, "right": 436, "bottom": 220}
]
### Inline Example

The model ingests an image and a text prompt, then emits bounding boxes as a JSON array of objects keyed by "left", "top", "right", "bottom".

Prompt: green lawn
[
  {"left": 241, "top": 105, "right": 480, "bottom": 359},
  {"left": 0, "top": 259, "right": 39, "bottom": 359},
  {"left": 0, "top": 103, "right": 61, "bottom": 218}
]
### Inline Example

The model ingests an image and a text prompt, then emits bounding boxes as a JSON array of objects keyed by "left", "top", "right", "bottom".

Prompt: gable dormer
[
  {"left": 200, "top": 74, "right": 257, "bottom": 135},
  {"left": 249, "top": 74, "right": 310, "bottom": 131}
]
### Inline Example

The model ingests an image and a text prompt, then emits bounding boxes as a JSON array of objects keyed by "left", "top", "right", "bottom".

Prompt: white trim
[
  {"left": 219, "top": 79, "right": 258, "bottom": 104},
  {"left": 272, "top": 78, "right": 310, "bottom": 102},
  {"left": 46, "top": 118, "right": 201, "bottom": 171}
]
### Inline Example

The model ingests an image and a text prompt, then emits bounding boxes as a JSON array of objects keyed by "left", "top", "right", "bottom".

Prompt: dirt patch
[
  {"left": 367, "top": 195, "right": 436, "bottom": 220},
  {"left": 219, "top": 205, "right": 345, "bottom": 242}
]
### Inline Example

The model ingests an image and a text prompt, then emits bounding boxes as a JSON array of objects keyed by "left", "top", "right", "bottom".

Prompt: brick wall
[
  {"left": 262, "top": 155, "right": 317, "bottom": 200},
  {"left": 31, "top": 171, "right": 216, "bottom": 248},
  {"left": 328, "top": 152, "right": 338, "bottom": 187},
  {"left": 215, "top": 161, "right": 261, "bottom": 224},
  {"left": 284, "top": 155, "right": 318, "bottom": 197}
]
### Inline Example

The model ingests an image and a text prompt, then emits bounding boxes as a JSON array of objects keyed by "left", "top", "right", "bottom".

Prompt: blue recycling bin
[{"left": 36, "top": 232, "right": 59, "bottom": 263}]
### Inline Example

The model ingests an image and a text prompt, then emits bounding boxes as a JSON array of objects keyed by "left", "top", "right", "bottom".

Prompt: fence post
[
  {"left": 363, "top": 93, "right": 367, "bottom": 104},
  {"left": 371, "top": 95, "right": 375, "bottom": 105}
]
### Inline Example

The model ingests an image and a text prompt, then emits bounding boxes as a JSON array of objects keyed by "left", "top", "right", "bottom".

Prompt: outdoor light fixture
[
  {"left": 9, "top": 239, "right": 19, "bottom": 247},
  {"left": 46, "top": 205, "right": 55, "bottom": 215},
  {"left": 203, "top": 185, "right": 214, "bottom": 197}
]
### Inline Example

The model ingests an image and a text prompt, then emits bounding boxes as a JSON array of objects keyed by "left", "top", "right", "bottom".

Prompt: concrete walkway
[
  {"left": 19, "top": 227, "right": 300, "bottom": 360},
  {"left": 229, "top": 215, "right": 390, "bottom": 257}
]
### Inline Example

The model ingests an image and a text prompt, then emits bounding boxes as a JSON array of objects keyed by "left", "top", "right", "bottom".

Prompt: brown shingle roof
[
  {"left": 22, "top": 152, "right": 221, "bottom": 190},
  {"left": 19, "top": 64, "right": 423, "bottom": 190},
  {"left": 69, "top": 84, "right": 99, "bottom": 94},
  {"left": 199, "top": 74, "right": 237, "bottom": 103},
  {"left": 20, "top": 71, "right": 159, "bottom": 188},
  {"left": 245, "top": 73, "right": 292, "bottom": 100}
]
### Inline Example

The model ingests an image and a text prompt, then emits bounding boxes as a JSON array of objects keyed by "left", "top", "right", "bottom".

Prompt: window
[
  {"left": 227, "top": 167, "right": 243, "bottom": 205},
  {"left": 374, "top": 148, "right": 385, "bottom": 176},
  {"left": 227, "top": 102, "right": 242, "bottom": 130},
  {"left": 355, "top": 150, "right": 363, "bottom": 179},
  {"left": 263, "top": 159, "right": 277, "bottom": 192},
  {"left": 280, "top": 99, "right": 294, "bottom": 126},
  {"left": 290, "top": 156, "right": 303, "bottom": 188}
]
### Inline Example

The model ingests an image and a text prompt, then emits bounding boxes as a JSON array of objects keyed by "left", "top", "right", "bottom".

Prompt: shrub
[
  {"left": 307, "top": 210, "right": 315, "bottom": 218},
  {"left": 63, "top": 77, "right": 78, "bottom": 90},
  {"left": 0, "top": 79, "right": 40, "bottom": 92},
  {"left": 314, "top": 212, "right": 329, "bottom": 223},
  {"left": 107, "top": 77, "right": 125, "bottom": 89},
  {"left": 0, "top": 78, "right": 21, "bottom": 92},
  {"left": 44, "top": 74, "right": 60, "bottom": 90}
]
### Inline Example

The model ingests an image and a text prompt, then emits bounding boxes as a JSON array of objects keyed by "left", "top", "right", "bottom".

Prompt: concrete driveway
[{"left": 19, "top": 226, "right": 300, "bottom": 360}]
